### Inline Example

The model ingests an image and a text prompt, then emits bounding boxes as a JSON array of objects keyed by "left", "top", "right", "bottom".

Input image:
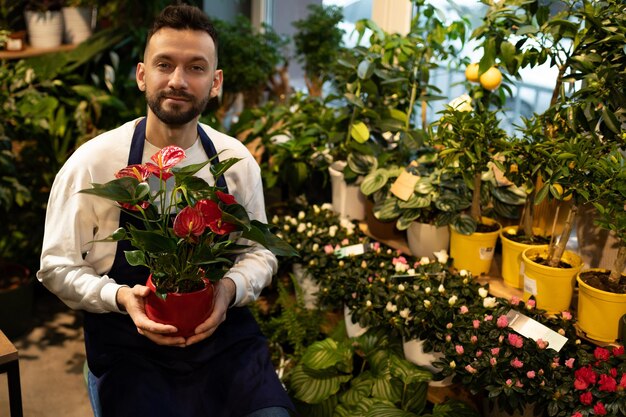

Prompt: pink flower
[
  {"left": 371, "top": 242, "right": 380, "bottom": 251},
  {"left": 599, "top": 374, "right": 617, "bottom": 392},
  {"left": 579, "top": 392, "right": 593, "bottom": 405},
  {"left": 515, "top": 379, "right": 524, "bottom": 388},
  {"left": 510, "top": 296, "right": 520, "bottom": 305},
  {"left": 620, "top": 374, "right": 626, "bottom": 388},
  {"left": 476, "top": 350, "right": 483, "bottom": 357},
  {"left": 526, "top": 299, "right": 536, "bottom": 308},
  {"left": 510, "top": 358, "right": 524, "bottom": 368},
  {"left": 470, "top": 335, "right": 478, "bottom": 344},
  {"left": 491, "top": 348, "right": 500, "bottom": 356},
  {"left": 465, "top": 365, "right": 478, "bottom": 374},
  {"left": 473, "top": 320, "right": 480, "bottom": 329},
  {"left": 610, "top": 368, "right": 618, "bottom": 378},
  {"left": 505, "top": 379, "right": 513, "bottom": 387},
  {"left": 572, "top": 412, "right": 583, "bottom": 417},
  {"left": 593, "top": 402, "right": 607, "bottom": 416},
  {"left": 484, "top": 315, "right": 493, "bottom": 321},
  {"left": 460, "top": 306, "right": 469, "bottom": 314},
  {"left": 324, "top": 244, "right": 335, "bottom": 254},
  {"left": 490, "top": 357, "right": 497, "bottom": 366},
  {"left": 562, "top": 311, "right": 572, "bottom": 320},
  {"left": 115, "top": 164, "right": 151, "bottom": 181},
  {"left": 145, "top": 145, "right": 185, "bottom": 180},
  {"left": 496, "top": 315, "right": 508, "bottom": 328},
  {"left": 445, "top": 335, "right": 452, "bottom": 342},
  {"left": 527, "top": 371, "right": 536, "bottom": 379},
  {"left": 507, "top": 333, "right": 523, "bottom": 348},
  {"left": 594, "top": 347, "right": 611, "bottom": 362},
  {"left": 392, "top": 256, "right": 407, "bottom": 265},
  {"left": 565, "top": 358, "right": 575, "bottom": 369},
  {"left": 455, "top": 345, "right": 464, "bottom": 354},
  {"left": 536, "top": 339, "right": 548, "bottom": 349}
]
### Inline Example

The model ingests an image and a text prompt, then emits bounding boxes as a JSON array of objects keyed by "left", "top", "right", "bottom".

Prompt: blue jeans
[{"left": 88, "top": 370, "right": 290, "bottom": 417}]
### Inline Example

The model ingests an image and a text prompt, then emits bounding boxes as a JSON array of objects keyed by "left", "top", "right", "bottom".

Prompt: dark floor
[{"left": 0, "top": 286, "right": 93, "bottom": 417}]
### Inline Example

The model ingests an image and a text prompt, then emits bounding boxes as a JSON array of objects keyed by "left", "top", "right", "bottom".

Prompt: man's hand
[
  {"left": 185, "top": 278, "right": 236, "bottom": 346},
  {"left": 116, "top": 285, "right": 186, "bottom": 347}
]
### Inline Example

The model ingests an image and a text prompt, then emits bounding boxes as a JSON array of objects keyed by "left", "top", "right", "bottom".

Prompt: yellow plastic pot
[
  {"left": 521, "top": 246, "right": 582, "bottom": 313},
  {"left": 450, "top": 218, "right": 501, "bottom": 276},
  {"left": 577, "top": 269, "right": 626, "bottom": 343},
  {"left": 499, "top": 226, "right": 544, "bottom": 289}
]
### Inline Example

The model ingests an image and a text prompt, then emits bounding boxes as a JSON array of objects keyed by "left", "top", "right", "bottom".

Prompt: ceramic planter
[
  {"left": 499, "top": 226, "right": 545, "bottom": 289},
  {"left": 328, "top": 161, "right": 366, "bottom": 221},
  {"left": 25, "top": 10, "right": 63, "bottom": 49},
  {"left": 343, "top": 305, "right": 368, "bottom": 338},
  {"left": 62, "top": 6, "right": 94, "bottom": 44},
  {"left": 406, "top": 222, "right": 450, "bottom": 259},
  {"left": 450, "top": 217, "right": 501, "bottom": 276},
  {"left": 576, "top": 269, "right": 626, "bottom": 342},
  {"left": 402, "top": 338, "right": 454, "bottom": 387},
  {"left": 145, "top": 275, "right": 215, "bottom": 338},
  {"left": 521, "top": 245, "right": 582, "bottom": 314}
]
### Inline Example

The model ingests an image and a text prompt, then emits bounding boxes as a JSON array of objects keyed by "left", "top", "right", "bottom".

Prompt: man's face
[{"left": 136, "top": 28, "right": 223, "bottom": 126}]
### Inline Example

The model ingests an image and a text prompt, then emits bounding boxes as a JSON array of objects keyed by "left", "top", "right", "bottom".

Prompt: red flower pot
[{"left": 145, "top": 275, "right": 215, "bottom": 337}]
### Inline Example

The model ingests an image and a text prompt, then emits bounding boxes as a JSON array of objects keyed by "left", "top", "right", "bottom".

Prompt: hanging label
[
  {"left": 505, "top": 309, "right": 568, "bottom": 352},
  {"left": 390, "top": 162, "right": 420, "bottom": 201},
  {"left": 479, "top": 246, "right": 495, "bottom": 260},
  {"left": 335, "top": 243, "right": 368, "bottom": 258},
  {"left": 524, "top": 275, "right": 537, "bottom": 295}
]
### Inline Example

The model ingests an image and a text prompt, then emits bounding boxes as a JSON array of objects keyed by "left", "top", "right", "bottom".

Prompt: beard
[{"left": 146, "top": 88, "right": 210, "bottom": 126}]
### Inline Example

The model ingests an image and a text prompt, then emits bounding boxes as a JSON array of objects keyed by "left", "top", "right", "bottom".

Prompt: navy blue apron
[{"left": 83, "top": 118, "right": 293, "bottom": 417}]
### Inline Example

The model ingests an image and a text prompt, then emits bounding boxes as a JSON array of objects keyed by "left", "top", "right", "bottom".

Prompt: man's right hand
[{"left": 115, "top": 285, "right": 186, "bottom": 347}]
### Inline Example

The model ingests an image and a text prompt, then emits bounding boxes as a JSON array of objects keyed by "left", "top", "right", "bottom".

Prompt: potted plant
[
  {"left": 0, "top": 0, "right": 27, "bottom": 51},
  {"left": 434, "top": 94, "right": 509, "bottom": 276},
  {"left": 434, "top": 296, "right": 582, "bottom": 416},
  {"left": 291, "top": 3, "right": 345, "bottom": 97},
  {"left": 79, "top": 145, "right": 297, "bottom": 336},
  {"left": 24, "top": 0, "right": 64, "bottom": 49},
  {"left": 61, "top": 0, "right": 97, "bottom": 44},
  {"left": 575, "top": 149, "right": 626, "bottom": 342},
  {"left": 287, "top": 329, "right": 481, "bottom": 416}
]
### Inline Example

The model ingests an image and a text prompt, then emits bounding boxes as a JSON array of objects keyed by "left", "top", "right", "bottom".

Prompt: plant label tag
[
  {"left": 479, "top": 246, "right": 494, "bottom": 260},
  {"left": 335, "top": 244, "right": 367, "bottom": 258},
  {"left": 390, "top": 171, "right": 419, "bottom": 201},
  {"left": 505, "top": 309, "right": 568, "bottom": 352},
  {"left": 523, "top": 275, "right": 537, "bottom": 295}
]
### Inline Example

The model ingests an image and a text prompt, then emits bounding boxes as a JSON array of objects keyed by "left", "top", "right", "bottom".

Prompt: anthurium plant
[{"left": 80, "top": 145, "right": 297, "bottom": 298}]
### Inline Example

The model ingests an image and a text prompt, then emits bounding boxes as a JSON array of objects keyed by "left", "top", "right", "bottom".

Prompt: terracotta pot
[{"left": 145, "top": 275, "right": 215, "bottom": 338}]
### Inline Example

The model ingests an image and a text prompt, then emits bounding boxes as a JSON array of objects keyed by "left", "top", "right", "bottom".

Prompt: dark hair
[{"left": 146, "top": 4, "right": 219, "bottom": 63}]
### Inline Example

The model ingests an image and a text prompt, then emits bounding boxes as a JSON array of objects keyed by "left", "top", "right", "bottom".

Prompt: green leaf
[
  {"left": 432, "top": 399, "right": 482, "bottom": 417},
  {"left": 350, "top": 122, "right": 370, "bottom": 144},
  {"left": 241, "top": 220, "right": 299, "bottom": 257},
  {"left": 302, "top": 338, "right": 353, "bottom": 371},
  {"left": 124, "top": 250, "right": 147, "bottom": 267},
  {"left": 290, "top": 364, "right": 352, "bottom": 404},
  {"left": 453, "top": 214, "right": 477, "bottom": 235},
  {"left": 128, "top": 228, "right": 178, "bottom": 253},
  {"left": 361, "top": 170, "right": 390, "bottom": 195},
  {"left": 357, "top": 60, "right": 375, "bottom": 79}
]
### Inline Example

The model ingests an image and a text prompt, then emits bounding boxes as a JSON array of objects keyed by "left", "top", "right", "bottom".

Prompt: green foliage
[{"left": 292, "top": 4, "right": 345, "bottom": 94}]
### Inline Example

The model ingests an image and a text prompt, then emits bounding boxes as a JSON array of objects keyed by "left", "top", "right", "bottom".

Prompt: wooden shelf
[{"left": 0, "top": 44, "right": 77, "bottom": 60}]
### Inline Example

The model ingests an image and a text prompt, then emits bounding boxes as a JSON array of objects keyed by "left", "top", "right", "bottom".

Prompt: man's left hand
[{"left": 184, "top": 277, "right": 236, "bottom": 346}]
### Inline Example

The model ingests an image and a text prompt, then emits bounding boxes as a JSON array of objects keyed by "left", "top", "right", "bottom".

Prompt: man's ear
[
  {"left": 136, "top": 62, "right": 146, "bottom": 92},
  {"left": 210, "top": 69, "right": 223, "bottom": 99}
]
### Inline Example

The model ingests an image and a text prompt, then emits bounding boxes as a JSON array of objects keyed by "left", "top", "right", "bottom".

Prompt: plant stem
[
  {"left": 548, "top": 204, "right": 577, "bottom": 268},
  {"left": 608, "top": 246, "right": 626, "bottom": 285},
  {"left": 470, "top": 172, "right": 482, "bottom": 223}
]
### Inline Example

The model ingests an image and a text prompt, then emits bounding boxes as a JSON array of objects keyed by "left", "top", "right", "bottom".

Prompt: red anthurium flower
[
  {"left": 146, "top": 146, "right": 185, "bottom": 181},
  {"left": 115, "top": 164, "right": 151, "bottom": 181},
  {"left": 216, "top": 191, "right": 237, "bottom": 205},
  {"left": 173, "top": 206, "right": 205, "bottom": 238},
  {"left": 196, "top": 199, "right": 237, "bottom": 235},
  {"left": 119, "top": 201, "right": 150, "bottom": 211}
]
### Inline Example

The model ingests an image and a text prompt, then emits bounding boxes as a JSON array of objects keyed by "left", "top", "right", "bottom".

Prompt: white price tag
[
  {"left": 523, "top": 275, "right": 537, "bottom": 295},
  {"left": 335, "top": 244, "right": 367, "bottom": 258},
  {"left": 506, "top": 310, "right": 568, "bottom": 352},
  {"left": 479, "top": 246, "right": 494, "bottom": 260}
]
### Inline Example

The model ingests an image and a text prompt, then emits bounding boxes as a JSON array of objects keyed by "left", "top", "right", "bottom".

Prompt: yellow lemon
[
  {"left": 479, "top": 67, "right": 503, "bottom": 91},
  {"left": 465, "top": 63, "right": 480, "bottom": 82},
  {"left": 553, "top": 183, "right": 573, "bottom": 201}
]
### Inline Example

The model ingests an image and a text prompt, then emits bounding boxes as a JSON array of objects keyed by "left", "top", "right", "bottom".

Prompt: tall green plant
[{"left": 292, "top": 4, "right": 345, "bottom": 97}]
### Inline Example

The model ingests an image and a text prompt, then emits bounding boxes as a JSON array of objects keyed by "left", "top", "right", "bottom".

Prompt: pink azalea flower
[
  {"left": 490, "top": 357, "right": 497, "bottom": 366},
  {"left": 459, "top": 305, "right": 469, "bottom": 314},
  {"left": 515, "top": 379, "right": 524, "bottom": 388},
  {"left": 510, "top": 296, "right": 520, "bottom": 305},
  {"left": 392, "top": 256, "right": 407, "bottom": 265},
  {"left": 505, "top": 379, "right": 513, "bottom": 387},
  {"left": 484, "top": 315, "right": 493, "bottom": 321},
  {"left": 470, "top": 335, "right": 478, "bottom": 344},
  {"left": 476, "top": 350, "right": 483, "bottom": 357},
  {"left": 561, "top": 311, "right": 572, "bottom": 320},
  {"left": 491, "top": 348, "right": 500, "bottom": 356},
  {"left": 527, "top": 370, "right": 536, "bottom": 379},
  {"left": 455, "top": 345, "right": 464, "bottom": 354},
  {"left": 465, "top": 365, "right": 478, "bottom": 374},
  {"left": 511, "top": 358, "right": 524, "bottom": 368},
  {"left": 507, "top": 333, "right": 523, "bottom": 348},
  {"left": 565, "top": 358, "right": 575, "bottom": 368},
  {"left": 526, "top": 299, "right": 536, "bottom": 308},
  {"left": 536, "top": 339, "right": 548, "bottom": 349},
  {"left": 473, "top": 320, "right": 480, "bottom": 329},
  {"left": 496, "top": 315, "right": 508, "bottom": 328},
  {"left": 324, "top": 244, "right": 335, "bottom": 254}
]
